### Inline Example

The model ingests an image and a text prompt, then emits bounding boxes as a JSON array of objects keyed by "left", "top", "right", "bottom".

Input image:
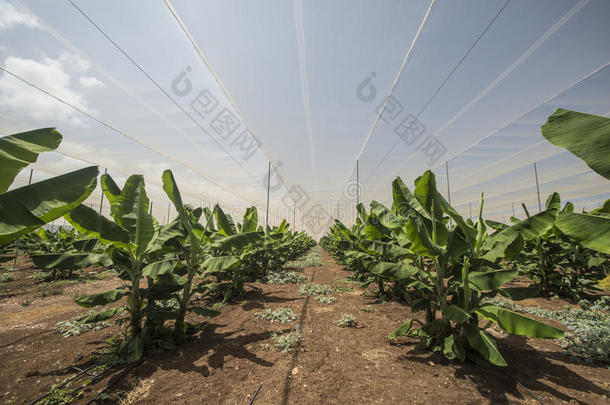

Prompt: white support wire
[
  {"left": 163, "top": 0, "right": 290, "bottom": 192},
  {"left": 381, "top": 0, "right": 591, "bottom": 184},
  {"left": 293, "top": 0, "right": 318, "bottom": 189},
  {"left": 0, "top": 65, "right": 262, "bottom": 208},
  {"left": 63, "top": 0, "right": 260, "bottom": 184}
]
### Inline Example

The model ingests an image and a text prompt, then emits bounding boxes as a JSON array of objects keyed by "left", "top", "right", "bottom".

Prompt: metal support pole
[
  {"left": 445, "top": 161, "right": 451, "bottom": 204},
  {"left": 149, "top": 201, "right": 153, "bottom": 215},
  {"left": 469, "top": 202, "right": 472, "bottom": 220},
  {"left": 13, "top": 169, "right": 34, "bottom": 269},
  {"left": 512, "top": 202, "right": 515, "bottom": 217},
  {"left": 293, "top": 202, "right": 296, "bottom": 228},
  {"left": 99, "top": 168, "right": 107, "bottom": 214},
  {"left": 265, "top": 161, "right": 271, "bottom": 228},
  {"left": 534, "top": 163, "right": 542, "bottom": 212},
  {"left": 167, "top": 203, "right": 170, "bottom": 224},
  {"left": 356, "top": 160, "right": 360, "bottom": 207}
]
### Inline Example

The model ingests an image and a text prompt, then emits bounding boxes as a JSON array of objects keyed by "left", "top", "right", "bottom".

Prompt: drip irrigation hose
[
  {"left": 248, "top": 384, "right": 263, "bottom": 405},
  {"left": 85, "top": 359, "right": 144, "bottom": 405},
  {"left": 28, "top": 364, "right": 97, "bottom": 405}
]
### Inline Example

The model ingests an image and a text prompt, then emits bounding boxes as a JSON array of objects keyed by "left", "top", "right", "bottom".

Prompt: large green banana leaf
[
  {"left": 65, "top": 204, "right": 130, "bottom": 247},
  {"left": 32, "top": 252, "right": 111, "bottom": 269},
  {"left": 541, "top": 109, "right": 610, "bottom": 180},
  {"left": 476, "top": 305, "right": 564, "bottom": 338},
  {"left": 162, "top": 170, "right": 198, "bottom": 243},
  {"left": 556, "top": 211, "right": 610, "bottom": 254},
  {"left": 213, "top": 204, "right": 237, "bottom": 236},
  {"left": 112, "top": 175, "right": 158, "bottom": 256},
  {"left": 0, "top": 128, "right": 62, "bottom": 193},
  {"left": 0, "top": 166, "right": 98, "bottom": 245},
  {"left": 241, "top": 206, "right": 258, "bottom": 233}
]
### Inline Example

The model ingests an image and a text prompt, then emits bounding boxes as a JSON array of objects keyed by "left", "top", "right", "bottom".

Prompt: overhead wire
[
  {"left": 383, "top": 0, "right": 591, "bottom": 183},
  {"left": 162, "top": 0, "right": 290, "bottom": 192},
  {"left": 0, "top": 65, "right": 264, "bottom": 208},
  {"left": 65, "top": 0, "right": 260, "bottom": 184},
  {"left": 364, "top": 0, "right": 511, "bottom": 183}
]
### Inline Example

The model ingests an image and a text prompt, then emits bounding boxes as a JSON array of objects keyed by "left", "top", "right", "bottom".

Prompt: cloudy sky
[{"left": 1, "top": 0, "right": 609, "bottom": 234}]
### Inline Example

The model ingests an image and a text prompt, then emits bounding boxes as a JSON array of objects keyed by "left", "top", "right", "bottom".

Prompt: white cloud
[
  {"left": 80, "top": 76, "right": 105, "bottom": 89},
  {"left": 0, "top": 54, "right": 96, "bottom": 127},
  {"left": 58, "top": 52, "right": 91, "bottom": 73},
  {"left": 0, "top": 2, "right": 40, "bottom": 30}
]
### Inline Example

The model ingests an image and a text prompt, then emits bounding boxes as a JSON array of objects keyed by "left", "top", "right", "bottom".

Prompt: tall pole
[
  {"left": 512, "top": 202, "right": 515, "bottom": 217},
  {"left": 265, "top": 161, "right": 271, "bottom": 228},
  {"left": 469, "top": 202, "right": 472, "bottom": 220},
  {"left": 293, "top": 202, "right": 296, "bottom": 228},
  {"left": 149, "top": 201, "right": 153, "bottom": 215},
  {"left": 167, "top": 203, "right": 170, "bottom": 224},
  {"left": 534, "top": 162, "right": 542, "bottom": 212},
  {"left": 445, "top": 161, "right": 451, "bottom": 204},
  {"left": 13, "top": 169, "right": 34, "bottom": 269},
  {"left": 356, "top": 160, "right": 360, "bottom": 208},
  {"left": 99, "top": 168, "right": 107, "bottom": 214}
]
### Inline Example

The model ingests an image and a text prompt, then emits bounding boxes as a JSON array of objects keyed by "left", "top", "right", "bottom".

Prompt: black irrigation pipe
[
  {"left": 85, "top": 359, "right": 144, "bottom": 405},
  {"left": 28, "top": 364, "right": 98, "bottom": 405},
  {"left": 248, "top": 384, "right": 262, "bottom": 405}
]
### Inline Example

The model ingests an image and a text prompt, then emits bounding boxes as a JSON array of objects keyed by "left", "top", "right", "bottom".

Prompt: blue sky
[{"left": 1, "top": 0, "right": 609, "bottom": 234}]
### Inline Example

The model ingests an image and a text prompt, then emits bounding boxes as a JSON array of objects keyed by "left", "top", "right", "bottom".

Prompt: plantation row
[
  {"left": 0, "top": 127, "right": 316, "bottom": 362},
  {"left": 321, "top": 108, "right": 610, "bottom": 367}
]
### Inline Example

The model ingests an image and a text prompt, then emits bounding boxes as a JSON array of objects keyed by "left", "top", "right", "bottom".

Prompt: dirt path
[{"left": 1, "top": 250, "right": 609, "bottom": 404}]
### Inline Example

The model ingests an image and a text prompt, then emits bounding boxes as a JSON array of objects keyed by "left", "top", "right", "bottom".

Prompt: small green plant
[
  {"left": 211, "top": 301, "right": 230, "bottom": 311},
  {"left": 39, "top": 378, "right": 79, "bottom": 405},
  {"left": 56, "top": 310, "right": 113, "bottom": 337},
  {"left": 484, "top": 297, "right": 609, "bottom": 362},
  {"left": 260, "top": 343, "right": 271, "bottom": 351},
  {"left": 285, "top": 247, "right": 323, "bottom": 268},
  {"left": 255, "top": 307, "right": 296, "bottom": 323},
  {"left": 314, "top": 295, "right": 336, "bottom": 304},
  {"left": 334, "top": 285, "right": 354, "bottom": 293},
  {"left": 0, "top": 272, "right": 16, "bottom": 283},
  {"left": 337, "top": 313, "right": 358, "bottom": 328},
  {"left": 271, "top": 329, "right": 302, "bottom": 353},
  {"left": 360, "top": 306, "right": 375, "bottom": 313},
  {"left": 18, "top": 298, "right": 32, "bottom": 306},
  {"left": 265, "top": 270, "right": 307, "bottom": 284},
  {"left": 298, "top": 283, "right": 334, "bottom": 296},
  {"left": 37, "top": 283, "right": 65, "bottom": 297}
]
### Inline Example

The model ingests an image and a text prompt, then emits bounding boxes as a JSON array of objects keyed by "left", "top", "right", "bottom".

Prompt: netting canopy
[{"left": 1, "top": 0, "right": 609, "bottom": 237}]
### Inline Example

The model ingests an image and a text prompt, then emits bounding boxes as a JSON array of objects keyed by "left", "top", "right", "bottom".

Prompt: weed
[
  {"left": 285, "top": 247, "right": 324, "bottom": 268},
  {"left": 266, "top": 270, "right": 307, "bottom": 284},
  {"left": 36, "top": 283, "right": 65, "bottom": 298},
  {"left": 260, "top": 343, "right": 272, "bottom": 351},
  {"left": 56, "top": 311, "right": 111, "bottom": 337},
  {"left": 271, "top": 329, "right": 302, "bottom": 353},
  {"left": 360, "top": 306, "right": 375, "bottom": 313},
  {"left": 484, "top": 297, "right": 610, "bottom": 362},
  {"left": 18, "top": 298, "right": 32, "bottom": 306},
  {"left": 255, "top": 307, "right": 296, "bottom": 323},
  {"left": 211, "top": 301, "right": 230, "bottom": 311},
  {"left": 314, "top": 295, "right": 336, "bottom": 304},
  {"left": 0, "top": 272, "right": 16, "bottom": 283},
  {"left": 335, "top": 285, "right": 354, "bottom": 293},
  {"left": 39, "top": 378, "right": 79, "bottom": 405},
  {"left": 298, "top": 283, "right": 334, "bottom": 296},
  {"left": 337, "top": 313, "right": 358, "bottom": 328}
]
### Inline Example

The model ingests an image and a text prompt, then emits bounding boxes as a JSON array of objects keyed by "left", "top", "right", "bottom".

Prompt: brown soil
[{"left": 1, "top": 251, "right": 609, "bottom": 405}]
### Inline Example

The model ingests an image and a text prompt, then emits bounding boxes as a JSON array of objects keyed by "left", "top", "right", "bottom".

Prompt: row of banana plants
[
  {"left": 0, "top": 127, "right": 315, "bottom": 361},
  {"left": 63, "top": 170, "right": 314, "bottom": 360},
  {"left": 320, "top": 108, "right": 610, "bottom": 366}
]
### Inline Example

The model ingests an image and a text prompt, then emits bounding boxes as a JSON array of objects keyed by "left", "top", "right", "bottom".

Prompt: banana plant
[
  {"left": 541, "top": 109, "right": 610, "bottom": 255},
  {"left": 325, "top": 171, "right": 564, "bottom": 366},
  {"left": 65, "top": 173, "right": 161, "bottom": 361},
  {"left": 0, "top": 128, "right": 99, "bottom": 245},
  {"left": 161, "top": 169, "right": 219, "bottom": 344}
]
